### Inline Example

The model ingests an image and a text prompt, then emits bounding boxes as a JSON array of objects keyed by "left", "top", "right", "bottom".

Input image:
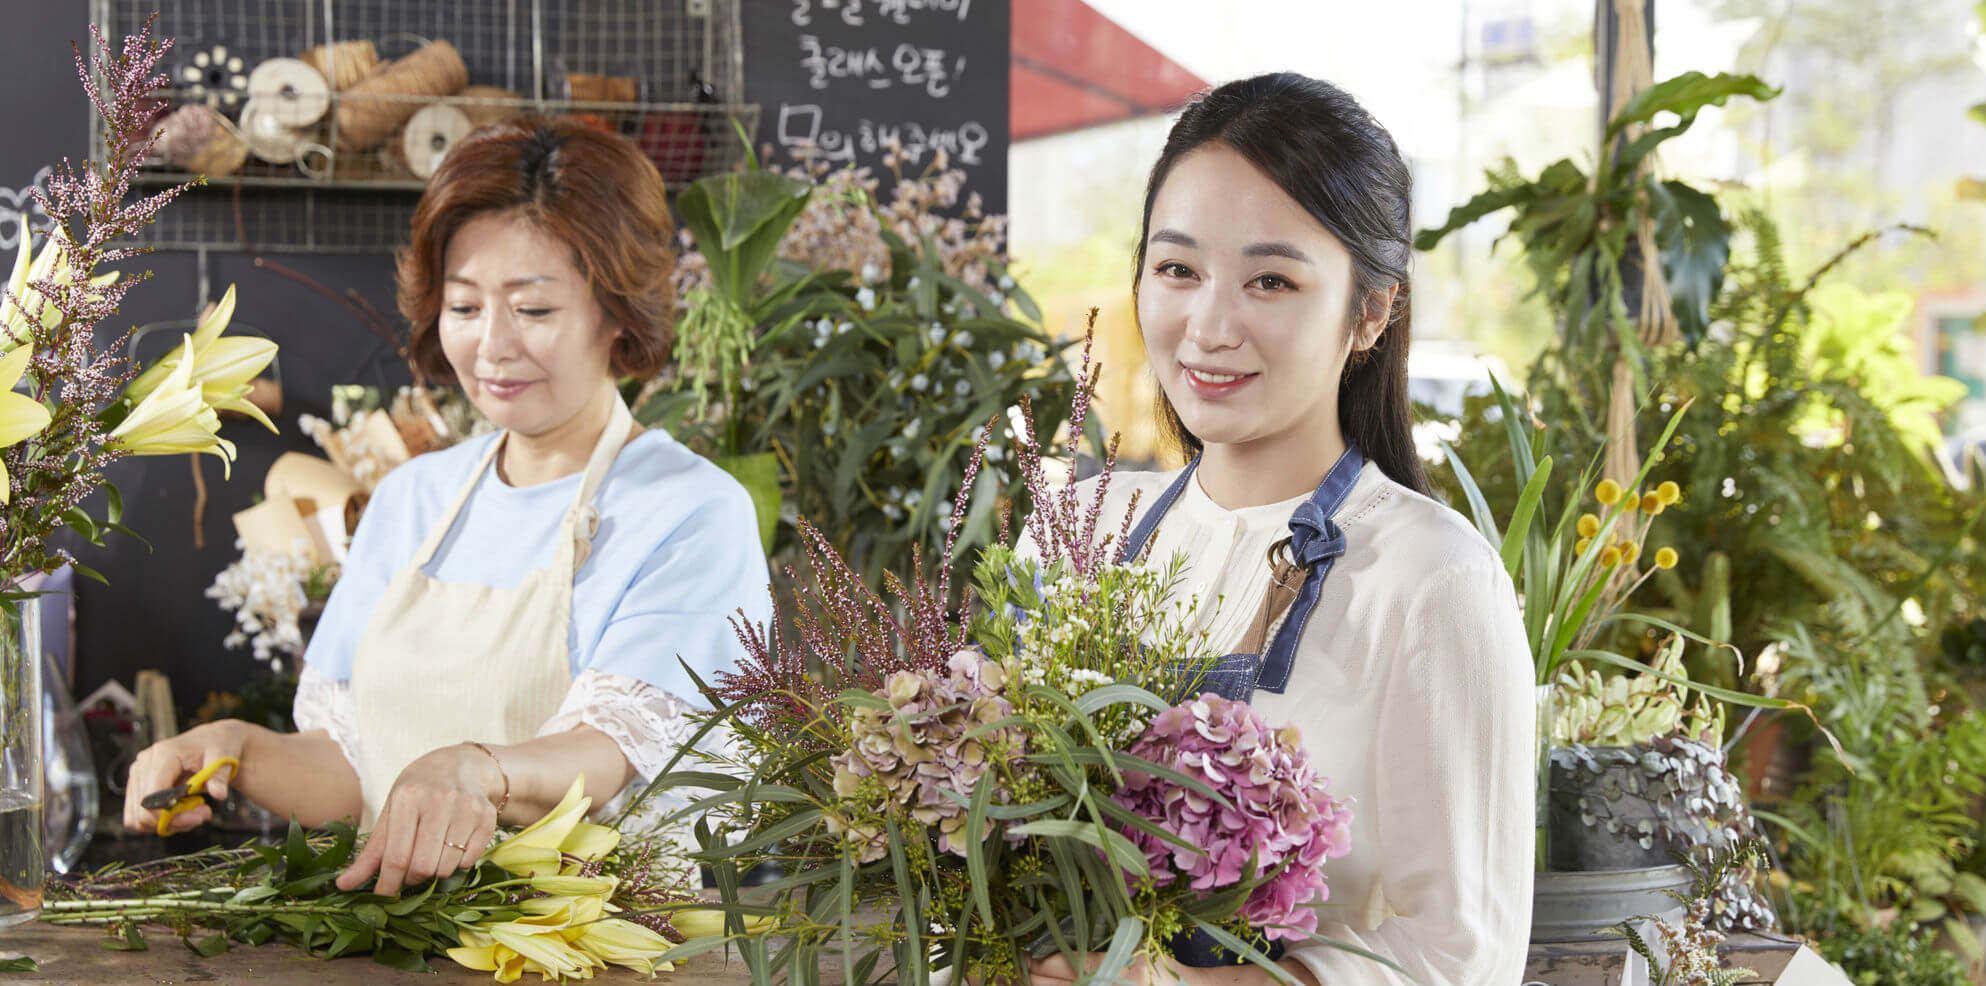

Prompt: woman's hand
[
  {"left": 1029, "top": 952, "right": 1187, "bottom": 986},
  {"left": 335, "top": 743, "right": 502, "bottom": 897},
  {"left": 123, "top": 720, "right": 250, "bottom": 835}
]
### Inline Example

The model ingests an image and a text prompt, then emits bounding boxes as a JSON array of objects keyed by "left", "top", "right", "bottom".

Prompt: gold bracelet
[{"left": 466, "top": 741, "right": 510, "bottom": 817}]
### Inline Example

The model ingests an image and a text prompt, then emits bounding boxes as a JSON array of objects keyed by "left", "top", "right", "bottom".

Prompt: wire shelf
[{"left": 92, "top": 0, "right": 756, "bottom": 253}]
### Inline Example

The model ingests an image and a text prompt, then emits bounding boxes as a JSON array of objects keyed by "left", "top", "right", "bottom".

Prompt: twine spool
[
  {"left": 239, "top": 98, "right": 308, "bottom": 163},
  {"left": 300, "top": 40, "right": 380, "bottom": 91},
  {"left": 457, "top": 86, "right": 523, "bottom": 129},
  {"left": 246, "top": 57, "right": 330, "bottom": 128},
  {"left": 402, "top": 103, "right": 472, "bottom": 180},
  {"left": 152, "top": 104, "right": 246, "bottom": 177},
  {"left": 333, "top": 39, "right": 467, "bottom": 152},
  {"left": 566, "top": 73, "right": 638, "bottom": 104}
]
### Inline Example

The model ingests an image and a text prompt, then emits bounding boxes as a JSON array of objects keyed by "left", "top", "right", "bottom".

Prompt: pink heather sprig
[
  {"left": 1, "top": 20, "right": 197, "bottom": 583},
  {"left": 1012, "top": 313, "right": 1136, "bottom": 580},
  {"left": 715, "top": 422, "right": 995, "bottom": 730},
  {"left": 1113, "top": 694, "right": 1353, "bottom": 941}
]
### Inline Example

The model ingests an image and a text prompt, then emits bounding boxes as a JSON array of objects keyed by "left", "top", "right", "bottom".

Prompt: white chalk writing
[
  {"left": 798, "top": 36, "right": 965, "bottom": 98},
  {"left": 776, "top": 103, "right": 989, "bottom": 167},
  {"left": 792, "top": 0, "right": 973, "bottom": 27},
  {"left": 0, "top": 166, "right": 53, "bottom": 252}
]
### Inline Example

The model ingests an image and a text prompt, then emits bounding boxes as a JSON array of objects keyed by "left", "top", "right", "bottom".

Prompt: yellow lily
[
  {"left": 0, "top": 346, "right": 52, "bottom": 503},
  {"left": 106, "top": 337, "right": 235, "bottom": 472},
  {"left": 2, "top": 230, "right": 118, "bottom": 348},
  {"left": 527, "top": 874, "right": 617, "bottom": 898},
  {"left": 482, "top": 776, "right": 620, "bottom": 878},
  {"left": 485, "top": 895, "right": 609, "bottom": 980},
  {"left": 669, "top": 907, "right": 776, "bottom": 939},
  {"left": 571, "top": 915, "right": 676, "bottom": 976},
  {"left": 449, "top": 922, "right": 600, "bottom": 984},
  {"left": 124, "top": 286, "right": 278, "bottom": 432}
]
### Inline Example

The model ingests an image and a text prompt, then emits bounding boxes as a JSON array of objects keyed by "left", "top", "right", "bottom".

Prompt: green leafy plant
[
  {"left": 646, "top": 160, "right": 1085, "bottom": 587},
  {"left": 1417, "top": 72, "right": 1779, "bottom": 429}
]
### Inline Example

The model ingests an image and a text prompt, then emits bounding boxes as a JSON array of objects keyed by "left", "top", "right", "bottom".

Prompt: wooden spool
[
  {"left": 300, "top": 39, "right": 380, "bottom": 91},
  {"left": 332, "top": 39, "right": 468, "bottom": 152}
]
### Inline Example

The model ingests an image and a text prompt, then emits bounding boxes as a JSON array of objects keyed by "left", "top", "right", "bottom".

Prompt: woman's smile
[
  {"left": 1181, "top": 362, "right": 1261, "bottom": 398},
  {"left": 478, "top": 377, "right": 538, "bottom": 401}
]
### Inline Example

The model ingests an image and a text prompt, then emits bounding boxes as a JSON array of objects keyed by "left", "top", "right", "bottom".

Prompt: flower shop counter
[{"left": 2, "top": 922, "right": 765, "bottom": 985}]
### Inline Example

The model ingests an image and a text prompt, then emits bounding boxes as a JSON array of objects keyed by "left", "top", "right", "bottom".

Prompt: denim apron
[{"left": 1118, "top": 447, "right": 1365, "bottom": 966}]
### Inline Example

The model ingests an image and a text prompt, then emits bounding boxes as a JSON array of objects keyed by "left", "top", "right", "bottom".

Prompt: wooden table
[{"left": 0, "top": 922, "right": 762, "bottom": 985}]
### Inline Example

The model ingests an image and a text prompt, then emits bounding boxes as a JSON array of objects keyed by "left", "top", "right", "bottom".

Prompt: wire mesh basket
[{"left": 92, "top": 0, "right": 757, "bottom": 252}]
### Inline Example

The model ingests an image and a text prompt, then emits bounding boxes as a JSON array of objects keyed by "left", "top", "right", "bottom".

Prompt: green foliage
[
  {"left": 651, "top": 169, "right": 1082, "bottom": 586},
  {"left": 1416, "top": 72, "right": 1778, "bottom": 423},
  {"left": 45, "top": 821, "right": 480, "bottom": 971},
  {"left": 1426, "top": 70, "right": 1986, "bottom": 951},
  {"left": 1767, "top": 623, "right": 1986, "bottom": 944},
  {"left": 1792, "top": 893, "right": 1972, "bottom": 986}
]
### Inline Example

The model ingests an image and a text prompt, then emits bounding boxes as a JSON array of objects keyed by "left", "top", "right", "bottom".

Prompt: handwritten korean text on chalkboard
[
  {"left": 799, "top": 35, "right": 966, "bottom": 97},
  {"left": 792, "top": 0, "right": 975, "bottom": 28}
]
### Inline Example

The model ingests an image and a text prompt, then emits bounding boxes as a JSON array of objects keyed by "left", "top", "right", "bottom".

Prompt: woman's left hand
[
  {"left": 335, "top": 744, "right": 502, "bottom": 896},
  {"left": 1029, "top": 952, "right": 1186, "bottom": 986}
]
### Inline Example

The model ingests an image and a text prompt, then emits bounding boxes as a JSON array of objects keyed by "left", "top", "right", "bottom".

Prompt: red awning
[{"left": 1010, "top": 0, "right": 1210, "bottom": 142}]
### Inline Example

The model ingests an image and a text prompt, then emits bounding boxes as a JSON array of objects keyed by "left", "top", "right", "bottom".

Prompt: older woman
[{"left": 125, "top": 120, "right": 771, "bottom": 896}]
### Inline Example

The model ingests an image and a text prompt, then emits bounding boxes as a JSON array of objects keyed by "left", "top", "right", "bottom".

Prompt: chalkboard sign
[{"left": 742, "top": 0, "right": 1009, "bottom": 216}]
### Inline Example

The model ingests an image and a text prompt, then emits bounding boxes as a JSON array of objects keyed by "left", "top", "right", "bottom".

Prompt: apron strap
[
  {"left": 1255, "top": 447, "right": 1365, "bottom": 694},
  {"left": 1116, "top": 457, "right": 1202, "bottom": 565},
  {"left": 412, "top": 390, "right": 635, "bottom": 572},
  {"left": 1235, "top": 545, "right": 1304, "bottom": 655},
  {"left": 412, "top": 433, "right": 508, "bottom": 568},
  {"left": 551, "top": 394, "right": 636, "bottom": 574}
]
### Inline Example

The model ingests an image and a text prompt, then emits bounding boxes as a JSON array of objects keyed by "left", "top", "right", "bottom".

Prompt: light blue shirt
[{"left": 301, "top": 429, "right": 772, "bottom": 703}]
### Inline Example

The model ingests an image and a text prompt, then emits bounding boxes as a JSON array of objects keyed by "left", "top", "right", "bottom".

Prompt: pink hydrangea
[{"left": 1113, "top": 694, "right": 1353, "bottom": 940}]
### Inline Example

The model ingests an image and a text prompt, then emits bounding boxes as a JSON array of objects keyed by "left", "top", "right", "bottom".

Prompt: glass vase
[
  {"left": 0, "top": 605, "right": 45, "bottom": 929},
  {"left": 42, "top": 646, "right": 98, "bottom": 875}
]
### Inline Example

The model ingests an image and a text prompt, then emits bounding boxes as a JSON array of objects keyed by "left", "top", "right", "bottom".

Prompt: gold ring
[{"left": 443, "top": 839, "right": 470, "bottom": 851}]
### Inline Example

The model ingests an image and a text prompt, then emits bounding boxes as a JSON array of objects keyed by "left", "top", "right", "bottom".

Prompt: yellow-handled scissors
[{"left": 139, "top": 757, "right": 240, "bottom": 836}]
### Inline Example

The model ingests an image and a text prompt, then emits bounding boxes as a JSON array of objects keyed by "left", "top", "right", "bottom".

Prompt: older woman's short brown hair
[{"left": 397, "top": 118, "right": 676, "bottom": 382}]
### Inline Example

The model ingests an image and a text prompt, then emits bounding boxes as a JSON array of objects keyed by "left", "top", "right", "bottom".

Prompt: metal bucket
[{"left": 1530, "top": 864, "right": 1691, "bottom": 944}]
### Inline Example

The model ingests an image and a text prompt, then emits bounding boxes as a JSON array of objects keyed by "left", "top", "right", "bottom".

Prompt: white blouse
[{"left": 1073, "top": 462, "right": 1535, "bottom": 985}]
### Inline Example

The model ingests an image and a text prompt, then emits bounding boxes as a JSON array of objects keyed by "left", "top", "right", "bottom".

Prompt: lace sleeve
[
  {"left": 541, "top": 671, "right": 731, "bottom": 886},
  {"left": 538, "top": 670, "right": 703, "bottom": 781},
  {"left": 292, "top": 666, "right": 363, "bottom": 773}
]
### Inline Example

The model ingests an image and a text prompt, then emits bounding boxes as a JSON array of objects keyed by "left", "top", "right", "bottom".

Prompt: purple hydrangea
[{"left": 1113, "top": 694, "right": 1353, "bottom": 940}]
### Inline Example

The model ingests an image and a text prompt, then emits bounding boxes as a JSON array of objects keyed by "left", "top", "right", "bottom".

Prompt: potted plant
[{"left": 1442, "top": 380, "right": 1804, "bottom": 942}]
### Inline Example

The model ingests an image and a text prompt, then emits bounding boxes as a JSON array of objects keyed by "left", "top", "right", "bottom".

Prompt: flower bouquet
[
  {"left": 0, "top": 21, "right": 277, "bottom": 928},
  {"left": 639, "top": 339, "right": 1388, "bottom": 985},
  {"left": 43, "top": 778, "right": 714, "bottom": 981}
]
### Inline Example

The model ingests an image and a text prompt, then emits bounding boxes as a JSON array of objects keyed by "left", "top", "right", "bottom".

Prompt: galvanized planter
[{"left": 1531, "top": 864, "right": 1691, "bottom": 943}]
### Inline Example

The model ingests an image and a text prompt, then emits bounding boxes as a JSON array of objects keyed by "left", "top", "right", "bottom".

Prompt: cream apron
[{"left": 349, "top": 397, "right": 634, "bottom": 829}]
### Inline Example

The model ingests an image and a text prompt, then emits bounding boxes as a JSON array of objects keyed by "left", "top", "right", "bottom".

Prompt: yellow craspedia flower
[
  {"left": 1575, "top": 537, "right": 1592, "bottom": 555},
  {"left": 1619, "top": 542, "right": 1640, "bottom": 565},
  {"left": 1577, "top": 513, "right": 1600, "bottom": 538},
  {"left": 1654, "top": 547, "right": 1679, "bottom": 570},
  {"left": 1595, "top": 479, "right": 1623, "bottom": 506},
  {"left": 1641, "top": 492, "right": 1663, "bottom": 514},
  {"left": 1656, "top": 481, "right": 1681, "bottom": 506},
  {"left": 1600, "top": 545, "right": 1624, "bottom": 568}
]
